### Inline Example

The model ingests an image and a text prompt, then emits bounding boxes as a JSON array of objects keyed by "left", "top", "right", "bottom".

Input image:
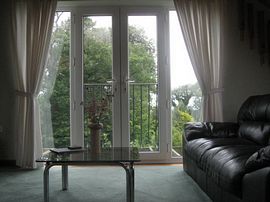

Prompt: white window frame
[{"left": 57, "top": 2, "right": 181, "bottom": 163}]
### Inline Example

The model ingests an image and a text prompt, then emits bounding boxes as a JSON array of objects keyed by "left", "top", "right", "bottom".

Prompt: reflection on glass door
[
  {"left": 128, "top": 16, "right": 159, "bottom": 153},
  {"left": 83, "top": 16, "right": 113, "bottom": 148}
]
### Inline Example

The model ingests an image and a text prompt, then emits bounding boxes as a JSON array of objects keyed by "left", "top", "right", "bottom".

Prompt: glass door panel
[
  {"left": 128, "top": 16, "right": 159, "bottom": 153},
  {"left": 77, "top": 8, "right": 166, "bottom": 161},
  {"left": 169, "top": 11, "right": 202, "bottom": 158},
  {"left": 83, "top": 16, "right": 113, "bottom": 148},
  {"left": 39, "top": 12, "right": 71, "bottom": 150}
]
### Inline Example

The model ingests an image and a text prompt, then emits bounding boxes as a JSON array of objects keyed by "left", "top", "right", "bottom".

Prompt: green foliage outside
[
  {"left": 128, "top": 25, "right": 158, "bottom": 150},
  {"left": 39, "top": 13, "right": 71, "bottom": 148},
  {"left": 171, "top": 83, "right": 202, "bottom": 154},
  {"left": 39, "top": 12, "right": 202, "bottom": 153}
]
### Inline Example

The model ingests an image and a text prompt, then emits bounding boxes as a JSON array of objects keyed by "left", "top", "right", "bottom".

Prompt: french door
[{"left": 70, "top": 7, "right": 169, "bottom": 161}]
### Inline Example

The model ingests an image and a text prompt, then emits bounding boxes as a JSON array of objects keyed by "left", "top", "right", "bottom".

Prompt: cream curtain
[
  {"left": 174, "top": 0, "right": 224, "bottom": 122},
  {"left": 11, "top": 0, "right": 57, "bottom": 168}
]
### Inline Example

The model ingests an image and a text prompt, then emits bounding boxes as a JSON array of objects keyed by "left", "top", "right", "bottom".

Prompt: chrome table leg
[
  {"left": 44, "top": 163, "right": 53, "bottom": 202},
  {"left": 62, "top": 165, "right": 68, "bottom": 190},
  {"left": 120, "top": 162, "right": 135, "bottom": 202}
]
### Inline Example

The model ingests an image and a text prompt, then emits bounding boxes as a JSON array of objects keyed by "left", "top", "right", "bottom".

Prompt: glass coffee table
[{"left": 36, "top": 147, "right": 140, "bottom": 202}]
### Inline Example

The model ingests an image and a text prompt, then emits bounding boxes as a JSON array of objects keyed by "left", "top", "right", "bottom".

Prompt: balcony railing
[{"left": 84, "top": 83, "right": 159, "bottom": 151}]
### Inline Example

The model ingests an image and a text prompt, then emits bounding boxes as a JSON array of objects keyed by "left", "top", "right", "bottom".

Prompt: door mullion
[
  {"left": 112, "top": 8, "right": 122, "bottom": 147},
  {"left": 71, "top": 11, "right": 84, "bottom": 147},
  {"left": 120, "top": 8, "right": 130, "bottom": 147}
]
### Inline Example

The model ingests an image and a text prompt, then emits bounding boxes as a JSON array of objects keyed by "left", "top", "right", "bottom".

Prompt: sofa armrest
[
  {"left": 243, "top": 167, "right": 270, "bottom": 202},
  {"left": 184, "top": 122, "right": 239, "bottom": 141}
]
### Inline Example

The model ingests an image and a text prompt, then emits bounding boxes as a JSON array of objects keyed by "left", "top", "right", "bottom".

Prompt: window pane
[
  {"left": 39, "top": 12, "right": 71, "bottom": 150},
  {"left": 83, "top": 16, "right": 113, "bottom": 148},
  {"left": 169, "top": 11, "right": 202, "bottom": 158},
  {"left": 128, "top": 16, "right": 159, "bottom": 152}
]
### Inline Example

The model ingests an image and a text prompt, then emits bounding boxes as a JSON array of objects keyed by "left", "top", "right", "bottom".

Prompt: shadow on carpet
[{"left": 0, "top": 165, "right": 211, "bottom": 202}]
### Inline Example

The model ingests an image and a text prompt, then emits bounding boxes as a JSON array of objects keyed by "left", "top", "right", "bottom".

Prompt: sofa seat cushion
[
  {"left": 185, "top": 137, "right": 256, "bottom": 164},
  {"left": 201, "top": 145, "right": 261, "bottom": 195},
  {"left": 185, "top": 137, "right": 261, "bottom": 196}
]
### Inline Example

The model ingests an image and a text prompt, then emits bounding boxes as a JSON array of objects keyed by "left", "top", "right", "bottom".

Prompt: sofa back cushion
[
  {"left": 237, "top": 94, "right": 270, "bottom": 123},
  {"left": 184, "top": 122, "right": 238, "bottom": 141},
  {"left": 239, "top": 122, "right": 270, "bottom": 146},
  {"left": 237, "top": 94, "right": 270, "bottom": 145}
]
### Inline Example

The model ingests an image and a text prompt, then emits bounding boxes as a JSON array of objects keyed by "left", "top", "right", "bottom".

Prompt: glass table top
[{"left": 36, "top": 147, "right": 140, "bottom": 163}]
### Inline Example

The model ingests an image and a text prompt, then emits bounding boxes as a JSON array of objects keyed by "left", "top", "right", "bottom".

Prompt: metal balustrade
[{"left": 84, "top": 83, "right": 159, "bottom": 151}]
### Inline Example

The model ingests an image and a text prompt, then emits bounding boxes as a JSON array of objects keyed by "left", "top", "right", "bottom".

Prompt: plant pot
[{"left": 89, "top": 123, "right": 103, "bottom": 154}]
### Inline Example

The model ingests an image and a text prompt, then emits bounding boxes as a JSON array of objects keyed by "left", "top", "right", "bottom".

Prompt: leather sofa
[{"left": 183, "top": 94, "right": 270, "bottom": 202}]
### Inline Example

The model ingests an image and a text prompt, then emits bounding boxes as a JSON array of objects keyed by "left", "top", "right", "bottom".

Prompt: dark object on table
[
  {"left": 50, "top": 147, "right": 85, "bottom": 154},
  {"left": 68, "top": 146, "right": 82, "bottom": 150}
]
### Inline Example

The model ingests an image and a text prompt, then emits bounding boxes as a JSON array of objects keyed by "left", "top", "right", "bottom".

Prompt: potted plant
[{"left": 87, "top": 97, "right": 108, "bottom": 153}]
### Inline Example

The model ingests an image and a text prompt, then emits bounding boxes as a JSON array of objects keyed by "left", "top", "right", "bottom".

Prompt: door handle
[
  {"left": 106, "top": 79, "right": 117, "bottom": 97},
  {"left": 106, "top": 79, "right": 116, "bottom": 84},
  {"left": 124, "top": 78, "right": 135, "bottom": 92},
  {"left": 126, "top": 78, "right": 135, "bottom": 83}
]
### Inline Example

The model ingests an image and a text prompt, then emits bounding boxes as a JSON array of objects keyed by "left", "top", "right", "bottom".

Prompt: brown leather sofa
[{"left": 183, "top": 94, "right": 270, "bottom": 202}]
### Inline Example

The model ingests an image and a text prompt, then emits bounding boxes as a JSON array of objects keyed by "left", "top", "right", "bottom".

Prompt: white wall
[{"left": 222, "top": 0, "right": 270, "bottom": 122}]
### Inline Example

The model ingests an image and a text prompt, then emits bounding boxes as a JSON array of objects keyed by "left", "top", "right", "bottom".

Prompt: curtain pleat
[
  {"left": 174, "top": 0, "right": 224, "bottom": 122},
  {"left": 11, "top": 0, "right": 57, "bottom": 168}
]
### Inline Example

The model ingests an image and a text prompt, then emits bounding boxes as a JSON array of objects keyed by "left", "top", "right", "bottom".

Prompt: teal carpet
[{"left": 0, "top": 165, "right": 211, "bottom": 202}]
